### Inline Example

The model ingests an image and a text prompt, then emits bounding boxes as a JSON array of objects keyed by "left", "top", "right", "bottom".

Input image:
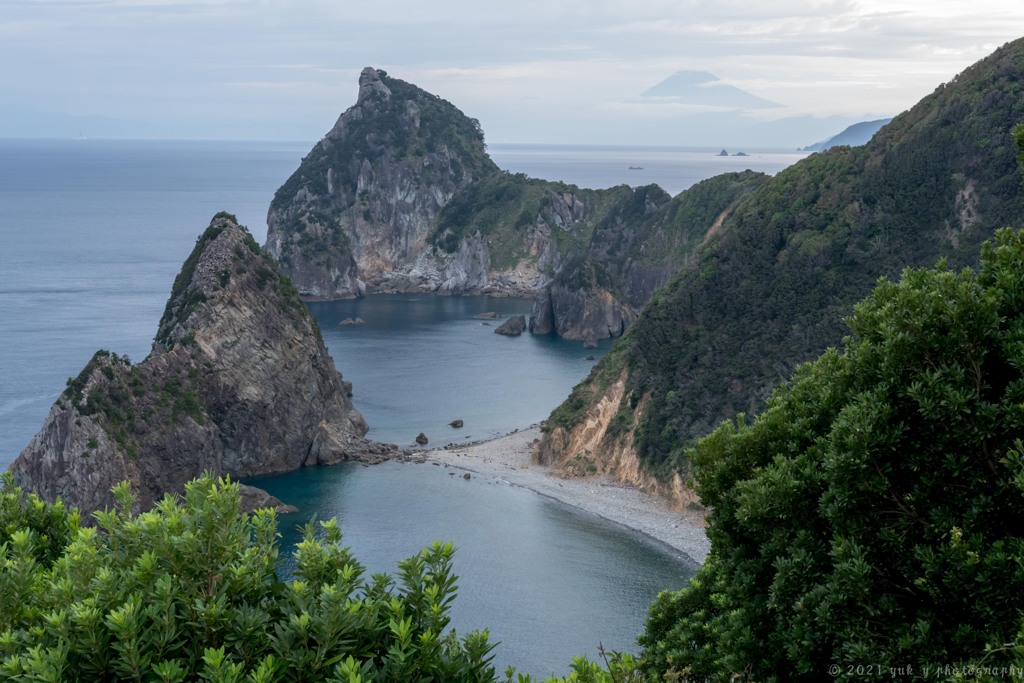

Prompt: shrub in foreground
[
  {"left": 640, "top": 229, "right": 1024, "bottom": 681},
  {"left": 0, "top": 474, "right": 497, "bottom": 682}
]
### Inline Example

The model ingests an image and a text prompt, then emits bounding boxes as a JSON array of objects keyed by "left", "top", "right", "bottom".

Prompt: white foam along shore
[{"left": 406, "top": 426, "right": 711, "bottom": 566}]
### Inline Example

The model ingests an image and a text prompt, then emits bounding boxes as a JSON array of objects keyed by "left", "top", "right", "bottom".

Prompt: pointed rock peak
[
  {"left": 11, "top": 211, "right": 379, "bottom": 515},
  {"left": 153, "top": 212, "right": 254, "bottom": 350},
  {"left": 358, "top": 66, "right": 392, "bottom": 103}
]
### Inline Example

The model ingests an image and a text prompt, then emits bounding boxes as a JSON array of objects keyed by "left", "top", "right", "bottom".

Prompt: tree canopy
[
  {"left": 640, "top": 228, "right": 1024, "bottom": 681},
  {"left": 0, "top": 474, "right": 500, "bottom": 682}
]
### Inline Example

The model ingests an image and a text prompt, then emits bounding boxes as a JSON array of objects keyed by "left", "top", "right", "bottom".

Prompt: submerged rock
[{"left": 10, "top": 213, "right": 393, "bottom": 515}]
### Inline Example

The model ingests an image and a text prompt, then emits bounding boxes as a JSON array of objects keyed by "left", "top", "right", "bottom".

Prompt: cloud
[{"left": 3, "top": 0, "right": 1024, "bottom": 142}]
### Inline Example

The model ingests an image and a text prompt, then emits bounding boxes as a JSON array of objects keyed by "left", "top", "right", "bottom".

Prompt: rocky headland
[
  {"left": 265, "top": 68, "right": 765, "bottom": 345},
  {"left": 265, "top": 67, "right": 497, "bottom": 300},
  {"left": 10, "top": 213, "right": 395, "bottom": 515}
]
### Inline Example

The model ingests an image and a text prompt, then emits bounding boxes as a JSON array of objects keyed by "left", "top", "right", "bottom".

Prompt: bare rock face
[
  {"left": 439, "top": 230, "right": 490, "bottom": 293},
  {"left": 494, "top": 315, "right": 527, "bottom": 336},
  {"left": 528, "top": 285, "right": 635, "bottom": 341},
  {"left": 265, "top": 67, "right": 497, "bottom": 299},
  {"left": 10, "top": 213, "right": 389, "bottom": 515}
]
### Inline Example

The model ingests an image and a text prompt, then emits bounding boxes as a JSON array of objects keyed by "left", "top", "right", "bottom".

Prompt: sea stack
[
  {"left": 265, "top": 67, "right": 497, "bottom": 298},
  {"left": 10, "top": 213, "right": 390, "bottom": 514}
]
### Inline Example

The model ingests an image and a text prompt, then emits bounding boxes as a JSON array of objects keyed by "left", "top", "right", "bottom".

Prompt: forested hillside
[
  {"left": 541, "top": 38, "right": 1024, "bottom": 485},
  {"left": 640, "top": 227, "right": 1024, "bottom": 680}
]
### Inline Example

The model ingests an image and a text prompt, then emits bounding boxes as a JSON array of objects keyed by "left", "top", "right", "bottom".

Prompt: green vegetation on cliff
[
  {"left": 639, "top": 229, "right": 1024, "bottom": 681},
  {"left": 548, "top": 38, "right": 1024, "bottom": 478},
  {"left": 268, "top": 69, "right": 498, "bottom": 272},
  {"left": 550, "top": 171, "right": 766, "bottom": 307},
  {"left": 272, "top": 73, "right": 496, "bottom": 213},
  {"left": 433, "top": 172, "right": 639, "bottom": 270}
]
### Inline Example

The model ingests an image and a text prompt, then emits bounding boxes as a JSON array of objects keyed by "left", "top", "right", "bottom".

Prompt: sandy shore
[{"left": 403, "top": 426, "right": 710, "bottom": 566}]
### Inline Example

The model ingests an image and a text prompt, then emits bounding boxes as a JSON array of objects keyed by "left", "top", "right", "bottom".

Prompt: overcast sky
[{"left": 2, "top": 0, "right": 1023, "bottom": 145}]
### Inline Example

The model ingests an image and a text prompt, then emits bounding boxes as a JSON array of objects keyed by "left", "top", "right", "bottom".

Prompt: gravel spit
[{"left": 405, "top": 426, "right": 710, "bottom": 565}]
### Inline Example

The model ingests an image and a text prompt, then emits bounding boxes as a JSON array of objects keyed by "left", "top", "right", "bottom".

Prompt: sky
[{"left": 2, "top": 0, "right": 1024, "bottom": 146}]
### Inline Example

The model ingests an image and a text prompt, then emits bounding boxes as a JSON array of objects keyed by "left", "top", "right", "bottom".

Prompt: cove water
[
  {"left": 309, "top": 294, "right": 606, "bottom": 446},
  {"left": 0, "top": 139, "right": 803, "bottom": 677}
]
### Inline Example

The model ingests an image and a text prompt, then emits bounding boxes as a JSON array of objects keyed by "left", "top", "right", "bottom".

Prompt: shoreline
[{"left": 401, "top": 426, "right": 711, "bottom": 566}]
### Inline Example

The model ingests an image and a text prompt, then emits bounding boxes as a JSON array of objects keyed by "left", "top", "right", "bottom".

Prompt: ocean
[{"left": 0, "top": 138, "right": 804, "bottom": 676}]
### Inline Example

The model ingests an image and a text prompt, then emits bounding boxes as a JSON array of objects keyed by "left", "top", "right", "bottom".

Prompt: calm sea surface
[
  {"left": 489, "top": 143, "right": 805, "bottom": 197},
  {"left": 0, "top": 138, "right": 803, "bottom": 676}
]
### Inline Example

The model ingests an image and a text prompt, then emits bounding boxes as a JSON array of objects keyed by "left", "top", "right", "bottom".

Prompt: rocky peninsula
[{"left": 10, "top": 213, "right": 395, "bottom": 514}]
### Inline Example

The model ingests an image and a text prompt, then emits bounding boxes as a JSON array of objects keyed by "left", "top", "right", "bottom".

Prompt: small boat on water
[{"left": 628, "top": 165, "right": 644, "bottom": 170}]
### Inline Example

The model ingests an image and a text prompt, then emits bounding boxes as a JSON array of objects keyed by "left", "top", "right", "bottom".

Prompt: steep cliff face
[
  {"left": 11, "top": 213, "right": 388, "bottom": 514},
  {"left": 528, "top": 285, "right": 635, "bottom": 344},
  {"left": 430, "top": 175, "right": 645, "bottom": 302},
  {"left": 266, "top": 67, "right": 498, "bottom": 298},
  {"left": 538, "top": 38, "right": 1024, "bottom": 492}
]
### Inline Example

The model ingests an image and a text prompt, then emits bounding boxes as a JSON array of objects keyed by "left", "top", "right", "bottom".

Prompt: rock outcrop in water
[
  {"left": 494, "top": 315, "right": 526, "bottom": 336},
  {"left": 10, "top": 213, "right": 394, "bottom": 515}
]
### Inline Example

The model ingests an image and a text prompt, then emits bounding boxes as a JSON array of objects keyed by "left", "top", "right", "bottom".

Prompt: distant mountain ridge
[
  {"left": 801, "top": 117, "right": 892, "bottom": 151},
  {"left": 537, "top": 38, "right": 1024, "bottom": 502}
]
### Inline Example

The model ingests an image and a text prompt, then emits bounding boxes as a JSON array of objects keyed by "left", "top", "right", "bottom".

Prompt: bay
[
  {"left": 0, "top": 138, "right": 801, "bottom": 678},
  {"left": 309, "top": 294, "right": 607, "bottom": 446},
  {"left": 248, "top": 461, "right": 695, "bottom": 678}
]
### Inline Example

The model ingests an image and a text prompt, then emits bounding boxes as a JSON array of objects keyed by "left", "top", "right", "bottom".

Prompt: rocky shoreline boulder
[
  {"left": 494, "top": 315, "right": 527, "bottom": 336},
  {"left": 10, "top": 213, "right": 396, "bottom": 515}
]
